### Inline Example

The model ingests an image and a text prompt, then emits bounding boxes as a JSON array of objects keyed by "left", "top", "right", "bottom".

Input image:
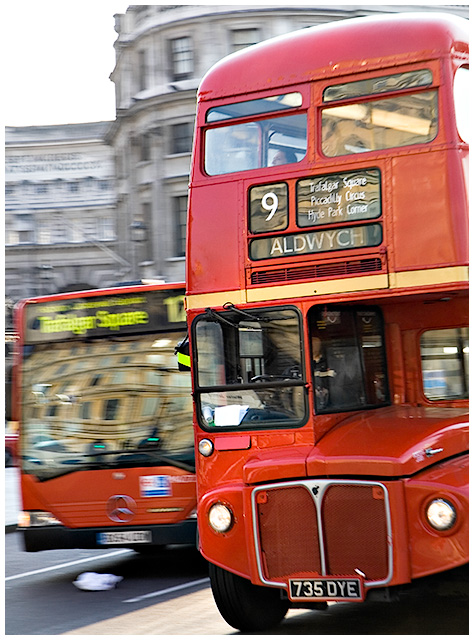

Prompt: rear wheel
[{"left": 208, "top": 562, "right": 289, "bottom": 632}]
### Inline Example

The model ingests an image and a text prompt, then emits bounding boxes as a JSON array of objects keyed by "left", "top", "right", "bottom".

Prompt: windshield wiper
[
  {"left": 222, "top": 302, "right": 287, "bottom": 322},
  {"left": 204, "top": 307, "right": 240, "bottom": 327}
]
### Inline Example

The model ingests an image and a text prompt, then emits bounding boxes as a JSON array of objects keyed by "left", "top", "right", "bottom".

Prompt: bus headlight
[
  {"left": 426, "top": 498, "right": 457, "bottom": 531},
  {"left": 208, "top": 503, "right": 233, "bottom": 533},
  {"left": 198, "top": 439, "right": 214, "bottom": 457},
  {"left": 18, "top": 511, "right": 62, "bottom": 527}
]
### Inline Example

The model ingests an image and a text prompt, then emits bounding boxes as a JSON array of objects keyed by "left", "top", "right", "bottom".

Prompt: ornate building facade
[{"left": 5, "top": 122, "right": 120, "bottom": 301}]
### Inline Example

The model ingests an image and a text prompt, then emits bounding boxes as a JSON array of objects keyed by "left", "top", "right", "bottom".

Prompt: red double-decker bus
[
  {"left": 184, "top": 13, "right": 469, "bottom": 631},
  {"left": 14, "top": 282, "right": 196, "bottom": 552}
]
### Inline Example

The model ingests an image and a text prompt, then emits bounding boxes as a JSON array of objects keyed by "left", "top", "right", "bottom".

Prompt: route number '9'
[
  {"left": 249, "top": 182, "right": 288, "bottom": 234},
  {"left": 262, "top": 192, "right": 278, "bottom": 221}
]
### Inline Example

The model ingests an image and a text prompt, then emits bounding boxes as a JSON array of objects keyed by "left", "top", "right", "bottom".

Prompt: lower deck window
[
  {"left": 309, "top": 306, "right": 389, "bottom": 413},
  {"left": 421, "top": 328, "right": 469, "bottom": 400}
]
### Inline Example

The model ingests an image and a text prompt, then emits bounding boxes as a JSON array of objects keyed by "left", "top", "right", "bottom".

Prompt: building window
[
  {"left": 170, "top": 36, "right": 193, "bottom": 80},
  {"left": 230, "top": 28, "right": 260, "bottom": 52},
  {"left": 99, "top": 218, "right": 115, "bottom": 241},
  {"left": 140, "top": 133, "right": 151, "bottom": 161},
  {"left": 171, "top": 122, "right": 193, "bottom": 154},
  {"left": 173, "top": 195, "right": 188, "bottom": 257},
  {"left": 13, "top": 214, "right": 35, "bottom": 244},
  {"left": 138, "top": 49, "right": 147, "bottom": 92}
]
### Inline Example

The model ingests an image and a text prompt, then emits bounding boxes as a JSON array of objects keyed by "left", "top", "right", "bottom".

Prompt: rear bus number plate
[
  {"left": 97, "top": 531, "right": 152, "bottom": 545},
  {"left": 289, "top": 577, "right": 362, "bottom": 601}
]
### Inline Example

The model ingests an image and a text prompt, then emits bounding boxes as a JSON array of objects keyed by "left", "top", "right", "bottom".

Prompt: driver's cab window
[
  {"left": 193, "top": 306, "right": 306, "bottom": 429},
  {"left": 309, "top": 306, "right": 389, "bottom": 413}
]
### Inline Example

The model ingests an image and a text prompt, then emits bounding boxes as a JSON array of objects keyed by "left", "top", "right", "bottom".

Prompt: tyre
[
  {"left": 209, "top": 562, "right": 289, "bottom": 632},
  {"left": 5, "top": 448, "right": 13, "bottom": 467}
]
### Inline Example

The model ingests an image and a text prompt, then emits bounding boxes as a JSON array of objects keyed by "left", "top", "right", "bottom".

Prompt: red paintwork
[
  {"left": 405, "top": 455, "right": 468, "bottom": 578},
  {"left": 305, "top": 406, "right": 468, "bottom": 477},
  {"left": 21, "top": 466, "right": 196, "bottom": 528},
  {"left": 198, "top": 14, "right": 468, "bottom": 101},
  {"left": 187, "top": 13, "right": 469, "bottom": 601}
]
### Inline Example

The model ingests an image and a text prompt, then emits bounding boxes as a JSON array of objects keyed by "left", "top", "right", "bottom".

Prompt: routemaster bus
[
  {"left": 14, "top": 282, "right": 196, "bottom": 552},
  {"left": 182, "top": 13, "right": 469, "bottom": 631}
]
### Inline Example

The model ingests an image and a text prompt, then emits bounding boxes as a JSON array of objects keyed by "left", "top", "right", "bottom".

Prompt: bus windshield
[
  {"left": 193, "top": 306, "right": 306, "bottom": 429},
  {"left": 20, "top": 332, "right": 193, "bottom": 481}
]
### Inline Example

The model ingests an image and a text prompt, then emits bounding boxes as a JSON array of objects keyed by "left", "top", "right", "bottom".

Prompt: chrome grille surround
[{"left": 251, "top": 479, "right": 393, "bottom": 590}]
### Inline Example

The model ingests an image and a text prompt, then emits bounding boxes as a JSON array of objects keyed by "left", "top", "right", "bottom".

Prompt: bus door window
[
  {"left": 193, "top": 307, "right": 306, "bottom": 429},
  {"left": 310, "top": 306, "right": 389, "bottom": 413}
]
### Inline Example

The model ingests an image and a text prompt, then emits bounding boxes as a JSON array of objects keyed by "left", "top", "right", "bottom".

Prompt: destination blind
[
  {"left": 249, "top": 223, "right": 382, "bottom": 260},
  {"left": 24, "top": 290, "right": 186, "bottom": 343},
  {"left": 296, "top": 168, "right": 381, "bottom": 227}
]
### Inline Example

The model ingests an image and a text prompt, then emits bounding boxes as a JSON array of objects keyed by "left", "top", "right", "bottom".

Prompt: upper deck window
[
  {"left": 204, "top": 93, "right": 306, "bottom": 176},
  {"left": 322, "top": 90, "right": 437, "bottom": 157},
  {"left": 206, "top": 92, "right": 303, "bottom": 122},
  {"left": 323, "top": 70, "right": 433, "bottom": 102}
]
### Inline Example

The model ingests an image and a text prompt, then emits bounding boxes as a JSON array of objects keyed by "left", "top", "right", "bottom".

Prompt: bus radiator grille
[
  {"left": 256, "top": 482, "right": 389, "bottom": 583},
  {"left": 249, "top": 257, "right": 383, "bottom": 285},
  {"left": 257, "top": 486, "right": 321, "bottom": 581}
]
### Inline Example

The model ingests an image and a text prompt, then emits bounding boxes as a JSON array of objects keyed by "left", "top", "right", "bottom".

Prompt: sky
[
  {"left": 4, "top": 2, "right": 130, "bottom": 127},
  {"left": 3, "top": 2, "right": 468, "bottom": 128}
]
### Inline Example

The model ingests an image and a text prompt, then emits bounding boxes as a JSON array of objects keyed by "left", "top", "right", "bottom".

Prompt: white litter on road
[{"left": 73, "top": 572, "right": 123, "bottom": 591}]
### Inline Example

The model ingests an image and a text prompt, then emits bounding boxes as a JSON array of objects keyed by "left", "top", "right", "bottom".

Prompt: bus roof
[{"left": 198, "top": 13, "right": 468, "bottom": 102}]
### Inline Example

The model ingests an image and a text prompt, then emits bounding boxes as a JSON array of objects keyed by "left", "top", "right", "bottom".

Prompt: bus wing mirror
[{"left": 175, "top": 336, "right": 191, "bottom": 371}]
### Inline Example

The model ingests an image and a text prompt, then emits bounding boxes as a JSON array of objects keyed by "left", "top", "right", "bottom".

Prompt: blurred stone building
[
  {"left": 5, "top": 4, "right": 469, "bottom": 307},
  {"left": 5, "top": 123, "right": 120, "bottom": 301}
]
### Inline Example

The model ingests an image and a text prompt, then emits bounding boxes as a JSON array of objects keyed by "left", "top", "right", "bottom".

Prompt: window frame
[{"left": 191, "top": 304, "right": 308, "bottom": 432}]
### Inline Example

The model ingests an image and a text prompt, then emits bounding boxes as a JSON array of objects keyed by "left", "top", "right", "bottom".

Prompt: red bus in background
[
  {"left": 183, "top": 13, "right": 469, "bottom": 632},
  {"left": 14, "top": 282, "right": 196, "bottom": 552}
]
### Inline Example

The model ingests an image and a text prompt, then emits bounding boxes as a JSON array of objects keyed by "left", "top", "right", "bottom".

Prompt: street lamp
[{"left": 130, "top": 220, "right": 147, "bottom": 280}]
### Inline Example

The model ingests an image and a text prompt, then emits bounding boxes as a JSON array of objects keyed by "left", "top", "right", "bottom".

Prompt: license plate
[
  {"left": 289, "top": 577, "right": 362, "bottom": 601},
  {"left": 97, "top": 530, "right": 152, "bottom": 545}
]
